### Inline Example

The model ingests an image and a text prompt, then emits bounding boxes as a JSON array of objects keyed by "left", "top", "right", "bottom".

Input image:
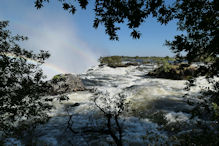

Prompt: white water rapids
[{"left": 4, "top": 65, "right": 216, "bottom": 145}]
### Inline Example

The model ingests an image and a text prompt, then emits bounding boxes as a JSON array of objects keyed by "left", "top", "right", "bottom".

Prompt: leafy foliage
[
  {"left": 0, "top": 21, "right": 51, "bottom": 135},
  {"left": 35, "top": 0, "right": 88, "bottom": 14},
  {"left": 165, "top": 0, "right": 218, "bottom": 73}
]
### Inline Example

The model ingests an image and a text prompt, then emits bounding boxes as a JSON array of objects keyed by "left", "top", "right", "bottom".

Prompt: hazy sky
[{"left": 0, "top": 0, "right": 182, "bottom": 78}]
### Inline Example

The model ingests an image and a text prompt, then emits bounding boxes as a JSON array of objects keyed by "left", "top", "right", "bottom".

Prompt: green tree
[{"left": 0, "top": 21, "right": 51, "bottom": 135}]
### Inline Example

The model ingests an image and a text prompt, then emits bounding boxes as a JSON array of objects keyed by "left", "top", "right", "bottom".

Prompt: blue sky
[{"left": 0, "top": 0, "right": 181, "bottom": 78}]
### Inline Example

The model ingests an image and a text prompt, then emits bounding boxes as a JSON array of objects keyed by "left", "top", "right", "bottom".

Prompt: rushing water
[{"left": 4, "top": 65, "right": 215, "bottom": 145}]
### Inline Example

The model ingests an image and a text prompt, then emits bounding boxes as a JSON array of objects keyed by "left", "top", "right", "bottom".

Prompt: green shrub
[
  {"left": 148, "top": 63, "right": 197, "bottom": 80},
  {"left": 99, "top": 56, "right": 122, "bottom": 67},
  {"left": 52, "top": 74, "right": 65, "bottom": 82},
  {"left": 160, "top": 61, "right": 172, "bottom": 72}
]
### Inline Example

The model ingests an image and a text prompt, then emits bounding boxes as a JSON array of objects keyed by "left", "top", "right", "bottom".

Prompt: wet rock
[
  {"left": 73, "top": 103, "right": 80, "bottom": 107},
  {"left": 58, "top": 95, "right": 69, "bottom": 101},
  {"left": 65, "top": 103, "right": 80, "bottom": 109},
  {"left": 48, "top": 74, "right": 85, "bottom": 95},
  {"left": 44, "top": 98, "right": 53, "bottom": 102}
]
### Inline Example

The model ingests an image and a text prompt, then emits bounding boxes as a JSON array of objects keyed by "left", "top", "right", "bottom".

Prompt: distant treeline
[
  {"left": 99, "top": 56, "right": 176, "bottom": 67},
  {"left": 99, "top": 55, "right": 216, "bottom": 68}
]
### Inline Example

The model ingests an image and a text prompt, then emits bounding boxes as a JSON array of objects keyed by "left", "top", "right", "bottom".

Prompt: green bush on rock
[
  {"left": 99, "top": 56, "right": 123, "bottom": 67},
  {"left": 148, "top": 63, "right": 197, "bottom": 80},
  {"left": 52, "top": 74, "right": 66, "bottom": 83}
]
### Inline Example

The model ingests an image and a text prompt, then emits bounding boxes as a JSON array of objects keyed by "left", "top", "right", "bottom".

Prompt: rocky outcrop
[
  {"left": 148, "top": 64, "right": 198, "bottom": 80},
  {"left": 99, "top": 62, "right": 139, "bottom": 68},
  {"left": 48, "top": 74, "right": 85, "bottom": 95}
]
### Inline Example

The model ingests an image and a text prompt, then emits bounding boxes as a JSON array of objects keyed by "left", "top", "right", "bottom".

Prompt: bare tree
[
  {"left": 65, "top": 90, "right": 128, "bottom": 145},
  {"left": 93, "top": 90, "right": 128, "bottom": 146}
]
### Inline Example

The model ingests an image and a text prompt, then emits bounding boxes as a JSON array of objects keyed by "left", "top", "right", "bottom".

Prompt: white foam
[
  {"left": 9, "top": 64, "right": 218, "bottom": 145},
  {"left": 165, "top": 112, "right": 191, "bottom": 123}
]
